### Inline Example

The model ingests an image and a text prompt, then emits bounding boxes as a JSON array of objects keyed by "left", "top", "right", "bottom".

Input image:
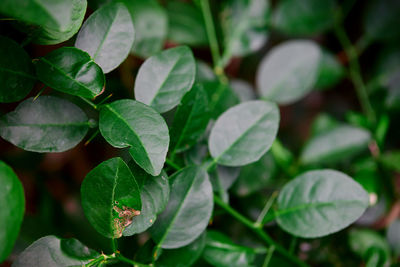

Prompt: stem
[
  {"left": 80, "top": 96, "right": 98, "bottom": 110},
  {"left": 213, "top": 195, "right": 308, "bottom": 267},
  {"left": 96, "top": 93, "right": 113, "bottom": 106},
  {"left": 165, "top": 158, "right": 181, "bottom": 171},
  {"left": 334, "top": 23, "right": 376, "bottom": 123},
  {"left": 262, "top": 246, "right": 276, "bottom": 267},
  {"left": 111, "top": 238, "right": 118, "bottom": 252},
  {"left": 85, "top": 129, "right": 100, "bottom": 146},
  {"left": 116, "top": 254, "right": 150, "bottom": 267},
  {"left": 255, "top": 191, "right": 278, "bottom": 227}
]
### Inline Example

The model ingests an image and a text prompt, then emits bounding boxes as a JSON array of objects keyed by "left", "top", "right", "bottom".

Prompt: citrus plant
[{"left": 1, "top": 0, "right": 400, "bottom": 266}]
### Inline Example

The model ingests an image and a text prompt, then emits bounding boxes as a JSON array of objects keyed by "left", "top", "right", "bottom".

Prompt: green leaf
[
  {"left": 364, "top": 0, "right": 400, "bottom": 41},
  {"left": 209, "top": 165, "right": 240, "bottom": 203},
  {"left": 156, "top": 233, "right": 206, "bottom": 267},
  {"left": 60, "top": 238, "right": 99, "bottom": 260},
  {"left": 209, "top": 100, "right": 279, "bottom": 166},
  {"left": 166, "top": 1, "right": 207, "bottom": 46},
  {"left": 120, "top": 0, "right": 167, "bottom": 58},
  {"left": 99, "top": 99, "right": 169, "bottom": 176},
  {"left": 170, "top": 84, "right": 210, "bottom": 154},
  {"left": 75, "top": 2, "right": 134, "bottom": 73},
  {"left": 387, "top": 219, "right": 400, "bottom": 256},
  {"left": 230, "top": 79, "right": 256, "bottom": 102},
  {"left": 35, "top": 47, "right": 105, "bottom": 99},
  {"left": 204, "top": 81, "right": 239, "bottom": 119},
  {"left": 202, "top": 231, "right": 256, "bottom": 267},
  {"left": 196, "top": 60, "right": 216, "bottom": 82},
  {"left": 81, "top": 157, "right": 141, "bottom": 238},
  {"left": 272, "top": 0, "right": 336, "bottom": 35},
  {"left": 222, "top": 0, "right": 269, "bottom": 60},
  {"left": 150, "top": 166, "right": 213, "bottom": 249},
  {"left": 134, "top": 46, "right": 196, "bottom": 113},
  {"left": 0, "top": 36, "right": 35, "bottom": 103},
  {"left": 301, "top": 125, "right": 371, "bottom": 165},
  {"left": 315, "top": 50, "right": 345, "bottom": 89},
  {"left": 276, "top": 169, "right": 369, "bottom": 238},
  {"left": 0, "top": 0, "right": 87, "bottom": 45},
  {"left": 0, "top": 96, "right": 89, "bottom": 152},
  {"left": 123, "top": 163, "right": 169, "bottom": 236},
  {"left": 256, "top": 40, "right": 321, "bottom": 104},
  {"left": 349, "top": 229, "right": 391, "bottom": 266},
  {"left": 13, "top": 236, "right": 92, "bottom": 266},
  {"left": 379, "top": 151, "right": 400, "bottom": 172},
  {"left": 232, "top": 152, "right": 276, "bottom": 197},
  {"left": 0, "top": 161, "right": 24, "bottom": 263}
]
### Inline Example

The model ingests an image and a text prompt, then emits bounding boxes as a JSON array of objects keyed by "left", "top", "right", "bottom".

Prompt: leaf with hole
[{"left": 0, "top": 96, "right": 89, "bottom": 152}]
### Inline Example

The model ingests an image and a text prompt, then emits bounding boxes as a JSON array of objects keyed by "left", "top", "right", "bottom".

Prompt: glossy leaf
[
  {"left": 204, "top": 81, "right": 239, "bottom": 119},
  {"left": 276, "top": 170, "right": 369, "bottom": 238},
  {"left": 170, "top": 84, "right": 210, "bottom": 153},
  {"left": 0, "top": 36, "right": 35, "bottom": 103},
  {"left": 35, "top": 47, "right": 105, "bottom": 98},
  {"left": 315, "top": 50, "right": 345, "bottom": 89},
  {"left": 75, "top": 2, "right": 134, "bottom": 73},
  {"left": 272, "top": 0, "right": 336, "bottom": 35},
  {"left": 156, "top": 233, "right": 206, "bottom": 267},
  {"left": 256, "top": 40, "right": 321, "bottom": 104},
  {"left": 123, "top": 163, "right": 169, "bottom": 236},
  {"left": 99, "top": 99, "right": 169, "bottom": 176},
  {"left": 0, "top": 0, "right": 87, "bottom": 45},
  {"left": 0, "top": 161, "right": 24, "bottom": 263},
  {"left": 120, "top": 0, "right": 167, "bottom": 58},
  {"left": 0, "top": 96, "right": 89, "bottom": 152},
  {"left": 209, "top": 100, "right": 279, "bottom": 166},
  {"left": 60, "top": 238, "right": 99, "bottom": 260},
  {"left": 150, "top": 166, "right": 213, "bottom": 249},
  {"left": 301, "top": 125, "right": 371, "bottom": 165},
  {"left": 203, "top": 231, "right": 256, "bottom": 267},
  {"left": 81, "top": 157, "right": 141, "bottom": 238},
  {"left": 134, "top": 46, "right": 196, "bottom": 113},
  {"left": 13, "top": 236, "right": 92, "bottom": 266},
  {"left": 166, "top": 1, "right": 207, "bottom": 46},
  {"left": 222, "top": 0, "right": 269, "bottom": 60}
]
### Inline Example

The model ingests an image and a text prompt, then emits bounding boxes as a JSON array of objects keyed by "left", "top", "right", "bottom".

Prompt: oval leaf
[
  {"left": 13, "top": 236, "right": 92, "bottom": 267},
  {"left": 75, "top": 2, "right": 134, "bottom": 73},
  {"left": 0, "top": 96, "right": 89, "bottom": 152},
  {"left": 209, "top": 100, "right": 279, "bottom": 166},
  {"left": 0, "top": 35, "right": 35, "bottom": 103},
  {"left": 276, "top": 169, "right": 369, "bottom": 238},
  {"left": 134, "top": 46, "right": 196, "bottom": 113},
  {"left": 99, "top": 99, "right": 169, "bottom": 176},
  {"left": 315, "top": 50, "right": 345, "bottom": 89},
  {"left": 256, "top": 40, "right": 321, "bottom": 104},
  {"left": 170, "top": 84, "right": 210, "bottom": 153},
  {"left": 150, "top": 166, "right": 213, "bottom": 249},
  {"left": 0, "top": 161, "right": 24, "bottom": 263},
  {"left": 81, "top": 157, "right": 141, "bottom": 238},
  {"left": 35, "top": 47, "right": 105, "bottom": 98}
]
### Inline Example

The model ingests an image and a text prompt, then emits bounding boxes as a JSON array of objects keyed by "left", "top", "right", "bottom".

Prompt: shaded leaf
[
  {"left": 134, "top": 46, "right": 196, "bottom": 113},
  {"left": 60, "top": 238, "right": 99, "bottom": 260},
  {"left": 387, "top": 219, "right": 400, "bottom": 256},
  {"left": 75, "top": 2, "right": 134, "bottom": 73},
  {"left": 81, "top": 157, "right": 141, "bottom": 238},
  {"left": 209, "top": 100, "right": 279, "bottom": 166},
  {"left": 379, "top": 151, "right": 400, "bottom": 172},
  {"left": 204, "top": 81, "right": 239, "bottom": 119},
  {"left": 35, "top": 47, "right": 105, "bottom": 98},
  {"left": 230, "top": 79, "right": 256, "bottom": 102},
  {"left": 315, "top": 50, "right": 345, "bottom": 89},
  {"left": 0, "top": 96, "right": 89, "bottom": 152},
  {"left": 99, "top": 99, "right": 169, "bottom": 176},
  {"left": 276, "top": 169, "right": 369, "bottom": 238}
]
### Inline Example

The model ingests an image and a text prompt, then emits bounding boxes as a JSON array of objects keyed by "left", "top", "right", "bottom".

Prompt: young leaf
[
  {"left": 75, "top": 2, "right": 134, "bottom": 73},
  {"left": 150, "top": 166, "right": 213, "bottom": 249},
  {"left": 99, "top": 99, "right": 169, "bottom": 176},
  {"left": 13, "top": 236, "right": 93, "bottom": 266},
  {"left": 0, "top": 96, "right": 89, "bottom": 152},
  {"left": 315, "top": 50, "right": 345, "bottom": 89},
  {"left": 301, "top": 125, "right": 371, "bottom": 165},
  {"left": 156, "top": 233, "right": 206, "bottom": 267},
  {"left": 209, "top": 100, "right": 279, "bottom": 166},
  {"left": 81, "top": 157, "right": 141, "bottom": 238},
  {"left": 272, "top": 0, "right": 336, "bottom": 35},
  {"left": 166, "top": 1, "right": 207, "bottom": 46},
  {"left": 170, "top": 84, "right": 210, "bottom": 154},
  {"left": 35, "top": 47, "right": 105, "bottom": 99},
  {"left": 0, "top": 0, "right": 87, "bottom": 45},
  {"left": 202, "top": 231, "right": 256, "bottom": 267},
  {"left": 256, "top": 40, "right": 321, "bottom": 104},
  {"left": 0, "top": 161, "right": 25, "bottom": 263},
  {"left": 123, "top": 163, "right": 169, "bottom": 236},
  {"left": 134, "top": 46, "right": 196, "bottom": 113},
  {"left": 119, "top": 0, "right": 167, "bottom": 58},
  {"left": 0, "top": 36, "right": 35, "bottom": 103},
  {"left": 276, "top": 169, "right": 369, "bottom": 238}
]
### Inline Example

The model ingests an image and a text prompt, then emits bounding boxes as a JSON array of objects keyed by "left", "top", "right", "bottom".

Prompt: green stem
[
  {"left": 334, "top": 24, "right": 376, "bottom": 123},
  {"left": 262, "top": 246, "right": 276, "bottom": 267},
  {"left": 111, "top": 238, "right": 118, "bottom": 252},
  {"left": 213, "top": 195, "right": 308, "bottom": 267},
  {"left": 165, "top": 158, "right": 181, "bottom": 171},
  {"left": 116, "top": 254, "right": 150, "bottom": 267},
  {"left": 85, "top": 129, "right": 100, "bottom": 146},
  {"left": 80, "top": 96, "right": 98, "bottom": 110},
  {"left": 255, "top": 191, "right": 278, "bottom": 227}
]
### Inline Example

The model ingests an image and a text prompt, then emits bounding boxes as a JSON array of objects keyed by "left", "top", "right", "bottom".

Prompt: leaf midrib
[
  {"left": 0, "top": 67, "right": 36, "bottom": 79},
  {"left": 109, "top": 160, "right": 119, "bottom": 237}
]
